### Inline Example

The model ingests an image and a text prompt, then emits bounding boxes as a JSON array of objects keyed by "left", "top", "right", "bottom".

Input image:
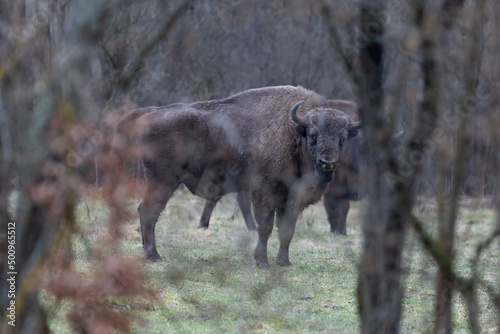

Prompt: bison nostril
[{"left": 318, "top": 159, "right": 338, "bottom": 171}]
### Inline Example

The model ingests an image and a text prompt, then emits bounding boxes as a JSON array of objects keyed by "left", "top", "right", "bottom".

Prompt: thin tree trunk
[
  {"left": 432, "top": 0, "right": 485, "bottom": 332},
  {"left": 356, "top": 1, "right": 407, "bottom": 333}
]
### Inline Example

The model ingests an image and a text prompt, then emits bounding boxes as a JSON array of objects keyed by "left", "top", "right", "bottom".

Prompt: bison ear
[
  {"left": 294, "top": 124, "right": 307, "bottom": 137},
  {"left": 348, "top": 121, "right": 362, "bottom": 139}
]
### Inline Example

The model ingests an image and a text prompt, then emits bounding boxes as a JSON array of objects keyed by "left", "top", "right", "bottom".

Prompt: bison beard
[{"left": 118, "top": 86, "right": 360, "bottom": 267}]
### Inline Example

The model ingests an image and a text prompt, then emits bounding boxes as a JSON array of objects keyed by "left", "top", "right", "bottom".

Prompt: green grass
[{"left": 43, "top": 188, "right": 499, "bottom": 333}]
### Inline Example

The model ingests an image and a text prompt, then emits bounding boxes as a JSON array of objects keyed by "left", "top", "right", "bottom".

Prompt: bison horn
[
  {"left": 349, "top": 120, "right": 362, "bottom": 130},
  {"left": 291, "top": 100, "right": 308, "bottom": 127}
]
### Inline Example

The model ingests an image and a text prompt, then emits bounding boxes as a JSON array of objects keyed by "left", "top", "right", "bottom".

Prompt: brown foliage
[{"left": 44, "top": 253, "right": 157, "bottom": 334}]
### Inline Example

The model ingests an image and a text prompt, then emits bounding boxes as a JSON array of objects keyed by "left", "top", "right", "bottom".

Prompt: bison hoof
[
  {"left": 198, "top": 224, "right": 209, "bottom": 229},
  {"left": 276, "top": 258, "right": 292, "bottom": 267},
  {"left": 330, "top": 229, "right": 347, "bottom": 236},
  {"left": 256, "top": 262, "right": 270, "bottom": 269},
  {"left": 145, "top": 250, "right": 162, "bottom": 262}
]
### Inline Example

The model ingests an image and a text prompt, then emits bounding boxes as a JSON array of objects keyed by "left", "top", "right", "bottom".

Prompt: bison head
[{"left": 291, "top": 100, "right": 361, "bottom": 173}]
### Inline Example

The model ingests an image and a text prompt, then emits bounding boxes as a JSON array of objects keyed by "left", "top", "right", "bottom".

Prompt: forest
[{"left": 0, "top": 0, "right": 499, "bottom": 333}]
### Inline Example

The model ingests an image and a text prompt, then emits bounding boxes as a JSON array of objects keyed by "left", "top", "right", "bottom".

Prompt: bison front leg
[
  {"left": 275, "top": 198, "right": 301, "bottom": 267},
  {"left": 139, "top": 183, "right": 177, "bottom": 262},
  {"left": 253, "top": 202, "right": 275, "bottom": 268},
  {"left": 237, "top": 191, "right": 257, "bottom": 231}
]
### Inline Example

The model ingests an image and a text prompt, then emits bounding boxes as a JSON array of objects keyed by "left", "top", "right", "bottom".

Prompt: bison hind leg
[
  {"left": 199, "top": 199, "right": 218, "bottom": 229},
  {"left": 139, "top": 182, "right": 178, "bottom": 262},
  {"left": 237, "top": 192, "right": 257, "bottom": 231},
  {"left": 324, "top": 195, "right": 349, "bottom": 235}
]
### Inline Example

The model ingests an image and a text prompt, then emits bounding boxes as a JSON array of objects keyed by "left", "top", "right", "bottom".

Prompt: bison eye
[{"left": 309, "top": 134, "right": 317, "bottom": 145}]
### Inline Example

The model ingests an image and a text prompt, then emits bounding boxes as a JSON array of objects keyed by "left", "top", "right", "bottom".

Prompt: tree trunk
[{"left": 356, "top": 1, "right": 408, "bottom": 333}]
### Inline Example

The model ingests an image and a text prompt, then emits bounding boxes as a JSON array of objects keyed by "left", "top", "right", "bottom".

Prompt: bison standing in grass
[
  {"left": 117, "top": 86, "right": 360, "bottom": 267},
  {"left": 199, "top": 99, "right": 361, "bottom": 235}
]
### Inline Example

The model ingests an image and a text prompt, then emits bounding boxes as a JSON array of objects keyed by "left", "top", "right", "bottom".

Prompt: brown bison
[
  {"left": 117, "top": 86, "right": 360, "bottom": 267},
  {"left": 198, "top": 99, "right": 360, "bottom": 235}
]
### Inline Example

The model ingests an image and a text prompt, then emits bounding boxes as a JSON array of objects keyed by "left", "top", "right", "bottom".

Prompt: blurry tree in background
[{"left": 0, "top": 0, "right": 499, "bottom": 333}]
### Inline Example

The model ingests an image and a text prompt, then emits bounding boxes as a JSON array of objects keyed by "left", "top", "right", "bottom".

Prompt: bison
[
  {"left": 117, "top": 86, "right": 360, "bottom": 267},
  {"left": 322, "top": 99, "right": 361, "bottom": 235},
  {"left": 198, "top": 99, "right": 360, "bottom": 235},
  {"left": 322, "top": 134, "right": 361, "bottom": 235}
]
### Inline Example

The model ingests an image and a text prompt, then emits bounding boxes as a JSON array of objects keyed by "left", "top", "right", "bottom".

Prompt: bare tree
[
  {"left": 0, "top": 1, "right": 188, "bottom": 332},
  {"left": 322, "top": 0, "right": 497, "bottom": 333}
]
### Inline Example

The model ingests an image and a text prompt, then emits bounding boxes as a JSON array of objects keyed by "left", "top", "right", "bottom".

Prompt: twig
[
  {"left": 99, "top": 42, "right": 119, "bottom": 71},
  {"left": 471, "top": 228, "right": 500, "bottom": 274}
]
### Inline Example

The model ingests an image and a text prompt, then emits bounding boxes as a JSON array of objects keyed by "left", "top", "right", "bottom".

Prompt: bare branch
[
  {"left": 99, "top": 42, "right": 119, "bottom": 72},
  {"left": 117, "top": 2, "right": 191, "bottom": 91},
  {"left": 320, "top": 2, "right": 360, "bottom": 86},
  {"left": 471, "top": 228, "right": 500, "bottom": 273}
]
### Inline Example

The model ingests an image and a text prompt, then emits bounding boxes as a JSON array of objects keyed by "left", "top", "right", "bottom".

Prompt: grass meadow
[{"left": 42, "top": 186, "right": 499, "bottom": 333}]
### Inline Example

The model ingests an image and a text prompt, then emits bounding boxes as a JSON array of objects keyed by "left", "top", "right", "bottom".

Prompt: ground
[{"left": 42, "top": 186, "right": 499, "bottom": 333}]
